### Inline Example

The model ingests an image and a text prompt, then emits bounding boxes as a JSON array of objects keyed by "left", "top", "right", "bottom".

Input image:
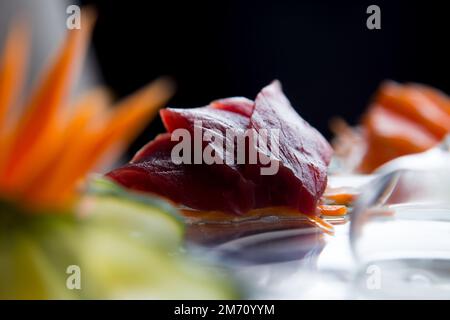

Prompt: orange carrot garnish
[
  {"left": 0, "top": 20, "right": 29, "bottom": 169},
  {"left": 97, "top": 77, "right": 175, "bottom": 158},
  {"left": 317, "top": 204, "right": 347, "bottom": 216},
  {"left": 306, "top": 215, "right": 335, "bottom": 235},
  {"left": 0, "top": 20, "right": 29, "bottom": 129},
  {"left": 181, "top": 206, "right": 335, "bottom": 235},
  {"left": 0, "top": 9, "right": 96, "bottom": 194},
  {"left": 22, "top": 88, "right": 111, "bottom": 201},
  {"left": 323, "top": 187, "right": 357, "bottom": 205},
  {"left": 0, "top": 9, "right": 174, "bottom": 211},
  {"left": 29, "top": 79, "right": 174, "bottom": 206}
]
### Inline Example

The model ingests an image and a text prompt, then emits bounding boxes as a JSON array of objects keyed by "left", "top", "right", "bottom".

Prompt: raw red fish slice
[
  {"left": 124, "top": 108, "right": 257, "bottom": 214},
  {"left": 251, "top": 81, "right": 332, "bottom": 166},
  {"left": 160, "top": 106, "right": 250, "bottom": 167},
  {"left": 109, "top": 133, "right": 255, "bottom": 214},
  {"left": 108, "top": 81, "right": 333, "bottom": 216},
  {"left": 132, "top": 133, "right": 173, "bottom": 162},
  {"left": 246, "top": 81, "right": 333, "bottom": 214},
  {"left": 160, "top": 106, "right": 249, "bottom": 134},
  {"left": 210, "top": 97, "right": 254, "bottom": 117}
]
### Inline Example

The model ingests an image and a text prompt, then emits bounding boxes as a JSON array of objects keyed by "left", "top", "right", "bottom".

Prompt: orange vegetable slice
[
  {"left": 317, "top": 204, "right": 347, "bottom": 216},
  {"left": 0, "top": 9, "right": 96, "bottom": 194},
  {"left": 181, "top": 206, "right": 335, "bottom": 235}
]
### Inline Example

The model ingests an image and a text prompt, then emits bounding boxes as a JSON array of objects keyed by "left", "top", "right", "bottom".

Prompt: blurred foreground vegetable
[
  {"left": 0, "top": 177, "right": 237, "bottom": 299},
  {"left": 0, "top": 9, "right": 237, "bottom": 299}
]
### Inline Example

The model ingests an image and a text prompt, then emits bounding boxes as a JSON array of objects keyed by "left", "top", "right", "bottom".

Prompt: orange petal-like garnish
[
  {"left": 317, "top": 204, "right": 348, "bottom": 216},
  {"left": 181, "top": 206, "right": 335, "bottom": 235},
  {"left": 323, "top": 187, "right": 357, "bottom": 205},
  {"left": 0, "top": 9, "right": 96, "bottom": 194},
  {"left": 31, "top": 78, "right": 174, "bottom": 206},
  {"left": 0, "top": 19, "right": 30, "bottom": 173},
  {"left": 23, "top": 88, "right": 111, "bottom": 204}
]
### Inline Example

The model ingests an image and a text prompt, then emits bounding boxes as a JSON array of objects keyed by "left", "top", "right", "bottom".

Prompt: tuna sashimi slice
[
  {"left": 159, "top": 106, "right": 250, "bottom": 168},
  {"left": 245, "top": 81, "right": 333, "bottom": 214},
  {"left": 108, "top": 133, "right": 255, "bottom": 214},
  {"left": 210, "top": 97, "right": 254, "bottom": 117},
  {"left": 107, "top": 81, "right": 333, "bottom": 216}
]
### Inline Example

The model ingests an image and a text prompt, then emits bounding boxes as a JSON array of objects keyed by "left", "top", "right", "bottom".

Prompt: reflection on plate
[
  {"left": 186, "top": 216, "right": 323, "bottom": 247},
  {"left": 213, "top": 228, "right": 325, "bottom": 265}
]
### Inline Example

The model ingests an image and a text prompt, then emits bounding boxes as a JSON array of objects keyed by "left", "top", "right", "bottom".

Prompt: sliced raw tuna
[
  {"left": 159, "top": 106, "right": 250, "bottom": 168},
  {"left": 210, "top": 97, "right": 254, "bottom": 117},
  {"left": 246, "top": 81, "right": 333, "bottom": 214},
  {"left": 109, "top": 133, "right": 256, "bottom": 214},
  {"left": 107, "top": 81, "right": 333, "bottom": 215}
]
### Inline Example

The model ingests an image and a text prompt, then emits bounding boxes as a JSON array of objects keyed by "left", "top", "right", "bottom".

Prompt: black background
[
  {"left": 81, "top": 0, "right": 449, "bottom": 156},
  {"left": 0, "top": 300, "right": 443, "bottom": 318}
]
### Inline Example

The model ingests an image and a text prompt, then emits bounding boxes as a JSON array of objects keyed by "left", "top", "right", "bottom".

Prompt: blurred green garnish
[{"left": 0, "top": 177, "right": 238, "bottom": 299}]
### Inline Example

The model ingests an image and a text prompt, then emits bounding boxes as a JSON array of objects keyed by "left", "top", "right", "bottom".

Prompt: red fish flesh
[{"left": 107, "top": 81, "right": 333, "bottom": 215}]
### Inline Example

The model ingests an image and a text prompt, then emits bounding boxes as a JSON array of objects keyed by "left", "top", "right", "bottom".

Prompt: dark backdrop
[{"left": 81, "top": 0, "right": 450, "bottom": 156}]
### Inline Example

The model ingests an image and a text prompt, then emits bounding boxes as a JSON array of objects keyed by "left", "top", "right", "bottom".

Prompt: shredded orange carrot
[
  {"left": 0, "top": 20, "right": 29, "bottom": 129},
  {"left": 317, "top": 204, "right": 347, "bottom": 216},
  {"left": 324, "top": 193, "right": 355, "bottom": 205},
  {"left": 29, "top": 79, "right": 174, "bottom": 206},
  {"left": 0, "top": 9, "right": 96, "bottom": 193},
  {"left": 0, "top": 9, "right": 174, "bottom": 211},
  {"left": 306, "top": 215, "right": 335, "bottom": 235},
  {"left": 101, "top": 77, "right": 175, "bottom": 148},
  {"left": 0, "top": 20, "right": 29, "bottom": 171},
  {"left": 181, "top": 206, "right": 308, "bottom": 222},
  {"left": 323, "top": 187, "right": 357, "bottom": 205},
  {"left": 22, "top": 88, "right": 110, "bottom": 201},
  {"left": 92, "top": 77, "right": 175, "bottom": 170},
  {"left": 181, "top": 206, "right": 335, "bottom": 235}
]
